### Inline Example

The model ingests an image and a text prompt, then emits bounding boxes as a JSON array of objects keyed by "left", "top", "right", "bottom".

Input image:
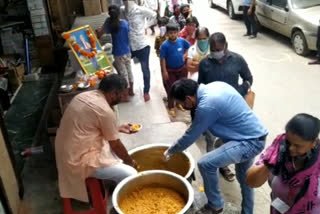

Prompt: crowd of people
[{"left": 54, "top": 1, "right": 320, "bottom": 214}]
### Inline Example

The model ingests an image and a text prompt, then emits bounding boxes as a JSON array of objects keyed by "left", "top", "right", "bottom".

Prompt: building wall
[
  {"left": 27, "top": 0, "right": 50, "bottom": 36},
  {"left": 0, "top": 129, "right": 20, "bottom": 214}
]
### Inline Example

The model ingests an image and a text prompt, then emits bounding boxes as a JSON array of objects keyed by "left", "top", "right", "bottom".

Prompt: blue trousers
[
  {"left": 131, "top": 46, "right": 151, "bottom": 93},
  {"left": 198, "top": 138, "right": 265, "bottom": 214}
]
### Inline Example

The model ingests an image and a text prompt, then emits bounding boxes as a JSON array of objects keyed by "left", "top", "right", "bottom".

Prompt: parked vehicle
[
  {"left": 208, "top": 0, "right": 243, "bottom": 19},
  {"left": 255, "top": 0, "right": 320, "bottom": 55}
]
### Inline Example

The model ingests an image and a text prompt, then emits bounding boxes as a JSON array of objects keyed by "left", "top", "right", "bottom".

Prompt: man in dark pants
[
  {"left": 198, "top": 32, "right": 254, "bottom": 182},
  {"left": 309, "top": 23, "right": 320, "bottom": 65},
  {"left": 242, "top": 0, "right": 257, "bottom": 39}
]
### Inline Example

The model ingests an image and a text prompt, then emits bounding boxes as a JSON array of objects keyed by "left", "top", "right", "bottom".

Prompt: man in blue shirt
[
  {"left": 165, "top": 79, "right": 268, "bottom": 214},
  {"left": 160, "top": 23, "right": 190, "bottom": 117},
  {"left": 242, "top": 0, "right": 257, "bottom": 39}
]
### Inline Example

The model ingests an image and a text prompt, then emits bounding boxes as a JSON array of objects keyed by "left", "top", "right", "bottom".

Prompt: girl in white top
[{"left": 186, "top": 27, "right": 210, "bottom": 81}]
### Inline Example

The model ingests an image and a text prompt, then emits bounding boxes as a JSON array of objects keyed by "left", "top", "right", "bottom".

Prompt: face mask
[
  {"left": 197, "top": 39, "right": 209, "bottom": 52},
  {"left": 211, "top": 50, "right": 225, "bottom": 60},
  {"left": 186, "top": 26, "right": 195, "bottom": 34},
  {"left": 160, "top": 26, "right": 166, "bottom": 37},
  {"left": 182, "top": 12, "right": 189, "bottom": 17}
]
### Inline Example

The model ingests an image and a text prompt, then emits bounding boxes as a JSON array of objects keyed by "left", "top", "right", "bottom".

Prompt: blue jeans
[
  {"left": 198, "top": 138, "right": 265, "bottom": 214},
  {"left": 131, "top": 46, "right": 151, "bottom": 93}
]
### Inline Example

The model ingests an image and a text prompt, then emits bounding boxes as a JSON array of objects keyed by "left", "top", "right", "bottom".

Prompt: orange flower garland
[{"left": 62, "top": 30, "right": 98, "bottom": 59}]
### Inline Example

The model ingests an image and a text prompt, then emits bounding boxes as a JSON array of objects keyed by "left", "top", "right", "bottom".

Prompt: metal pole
[{"left": 25, "top": 37, "right": 31, "bottom": 74}]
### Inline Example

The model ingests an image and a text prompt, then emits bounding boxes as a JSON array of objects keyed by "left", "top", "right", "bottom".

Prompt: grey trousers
[{"left": 113, "top": 53, "right": 133, "bottom": 86}]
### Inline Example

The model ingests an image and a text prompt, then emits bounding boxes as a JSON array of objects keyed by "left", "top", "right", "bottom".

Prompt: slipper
[
  {"left": 177, "top": 104, "right": 186, "bottom": 112},
  {"left": 168, "top": 109, "right": 176, "bottom": 117},
  {"left": 219, "top": 167, "right": 235, "bottom": 182}
]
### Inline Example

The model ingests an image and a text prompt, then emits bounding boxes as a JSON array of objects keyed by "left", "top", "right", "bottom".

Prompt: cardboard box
[{"left": 6, "top": 64, "right": 25, "bottom": 91}]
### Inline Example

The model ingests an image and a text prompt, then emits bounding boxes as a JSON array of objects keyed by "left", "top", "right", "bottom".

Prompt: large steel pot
[
  {"left": 128, "top": 144, "right": 195, "bottom": 179},
  {"left": 112, "top": 170, "right": 194, "bottom": 214}
]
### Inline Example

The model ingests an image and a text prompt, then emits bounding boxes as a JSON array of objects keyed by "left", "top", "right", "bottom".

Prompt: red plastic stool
[{"left": 62, "top": 178, "right": 108, "bottom": 214}]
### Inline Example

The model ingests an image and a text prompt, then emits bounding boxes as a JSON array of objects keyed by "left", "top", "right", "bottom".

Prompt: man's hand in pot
[{"left": 163, "top": 149, "right": 172, "bottom": 161}]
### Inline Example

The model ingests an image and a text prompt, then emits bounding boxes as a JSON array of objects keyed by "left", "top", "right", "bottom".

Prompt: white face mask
[
  {"left": 211, "top": 50, "right": 225, "bottom": 60},
  {"left": 160, "top": 26, "right": 166, "bottom": 37}
]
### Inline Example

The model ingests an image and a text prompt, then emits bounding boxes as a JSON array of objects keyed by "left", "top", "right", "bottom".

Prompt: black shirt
[{"left": 198, "top": 51, "right": 253, "bottom": 96}]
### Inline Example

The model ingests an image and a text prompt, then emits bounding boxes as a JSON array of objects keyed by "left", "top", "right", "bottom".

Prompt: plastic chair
[{"left": 62, "top": 178, "right": 108, "bottom": 214}]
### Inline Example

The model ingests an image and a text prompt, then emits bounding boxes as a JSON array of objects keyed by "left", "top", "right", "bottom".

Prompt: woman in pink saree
[{"left": 247, "top": 113, "right": 320, "bottom": 214}]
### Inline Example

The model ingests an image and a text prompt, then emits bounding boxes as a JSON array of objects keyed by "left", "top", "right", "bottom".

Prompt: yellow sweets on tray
[
  {"left": 119, "top": 187, "right": 186, "bottom": 214},
  {"left": 130, "top": 124, "right": 141, "bottom": 132}
]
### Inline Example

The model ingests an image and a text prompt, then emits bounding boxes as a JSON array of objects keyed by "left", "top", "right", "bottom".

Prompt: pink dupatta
[{"left": 259, "top": 134, "right": 320, "bottom": 214}]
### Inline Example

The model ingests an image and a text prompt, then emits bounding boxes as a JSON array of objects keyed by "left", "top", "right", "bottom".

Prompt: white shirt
[
  {"left": 144, "top": 0, "right": 158, "bottom": 10},
  {"left": 126, "top": 4, "right": 157, "bottom": 51},
  {"left": 187, "top": 45, "right": 197, "bottom": 59},
  {"left": 187, "top": 44, "right": 210, "bottom": 69},
  {"left": 187, "top": 44, "right": 210, "bottom": 81},
  {"left": 187, "top": 45, "right": 199, "bottom": 81}
]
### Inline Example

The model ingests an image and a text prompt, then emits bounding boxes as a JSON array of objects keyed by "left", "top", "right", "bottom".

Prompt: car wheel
[
  {"left": 291, "top": 30, "right": 310, "bottom": 56},
  {"left": 227, "top": 1, "right": 236, "bottom": 19}
]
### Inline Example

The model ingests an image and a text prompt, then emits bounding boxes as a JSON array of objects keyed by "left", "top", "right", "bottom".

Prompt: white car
[
  {"left": 208, "top": 0, "right": 244, "bottom": 19},
  {"left": 255, "top": 0, "right": 320, "bottom": 56}
]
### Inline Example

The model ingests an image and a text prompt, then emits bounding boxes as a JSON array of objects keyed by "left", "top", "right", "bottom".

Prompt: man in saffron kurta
[{"left": 55, "top": 74, "right": 137, "bottom": 202}]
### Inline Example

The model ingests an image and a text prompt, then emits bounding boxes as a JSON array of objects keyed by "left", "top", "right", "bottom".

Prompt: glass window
[
  {"left": 291, "top": 0, "right": 320, "bottom": 9},
  {"left": 271, "top": 0, "right": 287, "bottom": 8}
]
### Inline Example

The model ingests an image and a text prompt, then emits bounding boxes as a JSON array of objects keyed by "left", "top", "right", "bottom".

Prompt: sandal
[
  {"left": 176, "top": 104, "right": 186, "bottom": 112},
  {"left": 168, "top": 109, "right": 176, "bottom": 117},
  {"left": 219, "top": 167, "right": 235, "bottom": 182}
]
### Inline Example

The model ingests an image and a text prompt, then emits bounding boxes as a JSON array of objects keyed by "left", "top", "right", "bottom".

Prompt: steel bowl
[
  {"left": 112, "top": 170, "right": 194, "bottom": 214},
  {"left": 59, "top": 84, "right": 73, "bottom": 93},
  {"left": 128, "top": 144, "right": 195, "bottom": 179},
  {"left": 77, "top": 82, "right": 90, "bottom": 89}
]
